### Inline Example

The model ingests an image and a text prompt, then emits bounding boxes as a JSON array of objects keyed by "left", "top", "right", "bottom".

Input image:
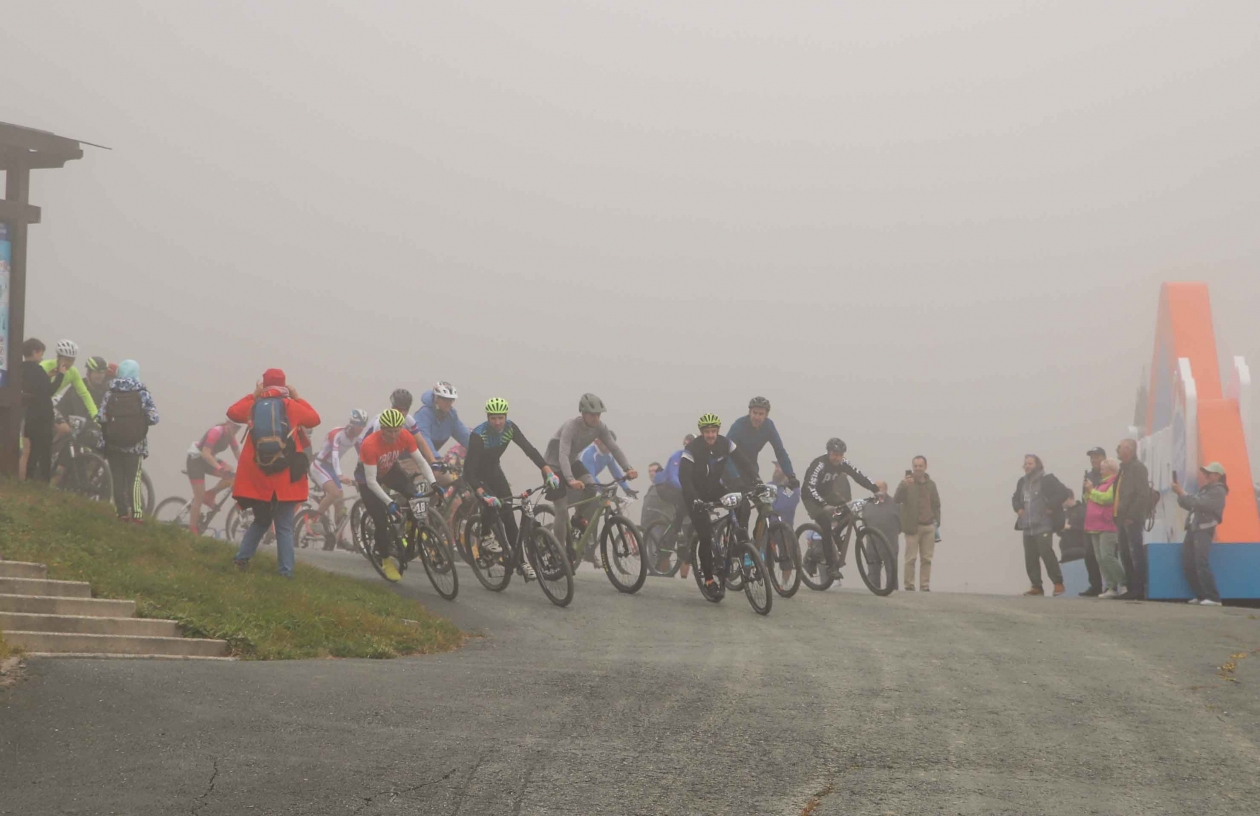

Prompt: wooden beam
[
  {"left": 0, "top": 147, "right": 83, "bottom": 171},
  {"left": 0, "top": 199, "right": 40, "bottom": 225},
  {"left": 0, "top": 122, "right": 82, "bottom": 155}
]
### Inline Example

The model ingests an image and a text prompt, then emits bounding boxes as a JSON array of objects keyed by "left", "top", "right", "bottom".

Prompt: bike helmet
[
  {"left": 484, "top": 397, "right": 509, "bottom": 415},
  {"left": 390, "top": 388, "right": 413, "bottom": 410},
  {"left": 379, "top": 408, "right": 407, "bottom": 429},
  {"left": 348, "top": 408, "right": 369, "bottom": 427},
  {"left": 55, "top": 339, "right": 79, "bottom": 359},
  {"left": 826, "top": 437, "right": 847, "bottom": 454},
  {"left": 697, "top": 413, "right": 722, "bottom": 429},
  {"left": 86, "top": 356, "right": 110, "bottom": 373},
  {"left": 578, "top": 393, "right": 607, "bottom": 414},
  {"left": 748, "top": 396, "right": 771, "bottom": 412},
  {"left": 432, "top": 381, "right": 458, "bottom": 400}
]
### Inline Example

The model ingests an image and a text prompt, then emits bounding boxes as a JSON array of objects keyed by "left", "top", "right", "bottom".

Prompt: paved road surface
[{"left": 3, "top": 551, "right": 1260, "bottom": 815}]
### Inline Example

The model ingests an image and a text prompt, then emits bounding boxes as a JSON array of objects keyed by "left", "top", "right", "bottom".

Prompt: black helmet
[
  {"left": 748, "top": 396, "right": 771, "bottom": 412},
  {"left": 86, "top": 355, "right": 110, "bottom": 373},
  {"left": 390, "top": 388, "right": 413, "bottom": 411},
  {"left": 826, "top": 438, "right": 847, "bottom": 454}
]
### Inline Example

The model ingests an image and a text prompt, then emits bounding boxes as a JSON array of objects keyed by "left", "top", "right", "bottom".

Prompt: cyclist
[
  {"left": 186, "top": 420, "right": 243, "bottom": 536},
  {"left": 309, "top": 408, "right": 369, "bottom": 547},
  {"left": 465, "top": 397, "right": 560, "bottom": 581},
  {"left": 725, "top": 396, "right": 799, "bottom": 489},
  {"left": 655, "top": 434, "right": 694, "bottom": 578},
  {"left": 581, "top": 436, "right": 635, "bottom": 497},
  {"left": 801, "top": 438, "right": 879, "bottom": 584},
  {"left": 544, "top": 393, "right": 637, "bottom": 556},
  {"left": 40, "top": 340, "right": 98, "bottom": 427},
  {"left": 55, "top": 355, "right": 112, "bottom": 426},
  {"left": 355, "top": 408, "right": 437, "bottom": 582},
  {"left": 413, "top": 381, "right": 470, "bottom": 468},
  {"left": 679, "top": 413, "right": 760, "bottom": 595}
]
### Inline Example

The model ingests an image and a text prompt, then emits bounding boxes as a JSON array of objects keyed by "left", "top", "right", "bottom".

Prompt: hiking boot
[
  {"left": 1023, "top": 587, "right": 1044, "bottom": 596},
  {"left": 1052, "top": 583, "right": 1066, "bottom": 596},
  {"left": 1079, "top": 587, "right": 1102, "bottom": 597},
  {"left": 904, "top": 585, "right": 916, "bottom": 592},
  {"left": 381, "top": 556, "right": 402, "bottom": 582},
  {"left": 802, "top": 551, "right": 819, "bottom": 577}
]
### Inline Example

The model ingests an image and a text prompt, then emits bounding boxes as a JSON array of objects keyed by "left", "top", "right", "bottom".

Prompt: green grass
[
  {"left": 0, "top": 625, "right": 17, "bottom": 660},
  {"left": 0, "top": 481, "right": 463, "bottom": 660}
]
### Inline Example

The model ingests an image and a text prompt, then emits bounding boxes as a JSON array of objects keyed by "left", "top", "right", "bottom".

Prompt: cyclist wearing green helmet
[
  {"left": 465, "top": 398, "right": 559, "bottom": 579},
  {"left": 679, "top": 413, "right": 760, "bottom": 593},
  {"left": 354, "top": 407, "right": 437, "bottom": 582}
]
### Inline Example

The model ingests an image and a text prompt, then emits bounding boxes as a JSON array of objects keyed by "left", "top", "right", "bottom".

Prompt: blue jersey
[
  {"left": 581, "top": 444, "right": 630, "bottom": 495},
  {"left": 726, "top": 415, "right": 795, "bottom": 478}
]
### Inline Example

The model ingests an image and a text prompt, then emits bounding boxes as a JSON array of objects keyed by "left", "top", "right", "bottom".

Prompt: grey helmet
[
  {"left": 748, "top": 396, "right": 771, "bottom": 412},
  {"left": 826, "top": 437, "right": 847, "bottom": 455},
  {"left": 578, "top": 393, "right": 607, "bottom": 414}
]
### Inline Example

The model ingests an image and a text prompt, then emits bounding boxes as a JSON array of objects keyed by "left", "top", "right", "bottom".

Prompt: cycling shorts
[
  {"left": 186, "top": 454, "right": 220, "bottom": 483},
  {"left": 310, "top": 460, "right": 342, "bottom": 489}
]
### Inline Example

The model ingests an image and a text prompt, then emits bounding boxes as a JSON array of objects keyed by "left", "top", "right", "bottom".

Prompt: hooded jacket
[
  {"left": 413, "top": 389, "right": 470, "bottom": 455},
  {"left": 96, "top": 377, "right": 160, "bottom": 457},
  {"left": 227, "top": 387, "right": 320, "bottom": 503},
  {"left": 1178, "top": 480, "right": 1228, "bottom": 533}
]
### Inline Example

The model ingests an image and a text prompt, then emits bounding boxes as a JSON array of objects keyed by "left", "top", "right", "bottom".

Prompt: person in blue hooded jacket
[
  {"left": 724, "top": 397, "right": 799, "bottom": 489},
  {"left": 413, "top": 381, "right": 470, "bottom": 463}
]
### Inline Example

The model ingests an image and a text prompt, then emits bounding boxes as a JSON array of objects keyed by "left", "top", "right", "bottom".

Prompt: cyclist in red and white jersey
[
  {"left": 310, "top": 409, "right": 369, "bottom": 538},
  {"left": 186, "top": 420, "right": 242, "bottom": 535}
]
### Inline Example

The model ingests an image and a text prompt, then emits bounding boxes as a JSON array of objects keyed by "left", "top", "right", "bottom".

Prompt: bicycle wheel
[
  {"left": 467, "top": 514, "right": 512, "bottom": 592},
  {"left": 72, "top": 452, "right": 112, "bottom": 503},
  {"left": 599, "top": 515, "right": 647, "bottom": 594},
  {"left": 854, "top": 526, "right": 896, "bottom": 597},
  {"left": 154, "top": 496, "right": 191, "bottom": 527},
  {"left": 796, "top": 523, "right": 835, "bottom": 592},
  {"left": 140, "top": 469, "right": 156, "bottom": 517},
  {"left": 526, "top": 525, "right": 574, "bottom": 607},
  {"left": 718, "top": 520, "right": 745, "bottom": 592},
  {"left": 690, "top": 529, "right": 724, "bottom": 603},
  {"left": 733, "top": 540, "right": 772, "bottom": 615},
  {"left": 416, "top": 521, "right": 459, "bottom": 600},
  {"left": 293, "top": 508, "right": 325, "bottom": 549},
  {"left": 642, "top": 521, "right": 682, "bottom": 577},
  {"left": 760, "top": 521, "right": 800, "bottom": 598},
  {"left": 349, "top": 500, "right": 367, "bottom": 553},
  {"left": 225, "top": 503, "right": 251, "bottom": 542},
  {"left": 356, "top": 512, "right": 398, "bottom": 583}
]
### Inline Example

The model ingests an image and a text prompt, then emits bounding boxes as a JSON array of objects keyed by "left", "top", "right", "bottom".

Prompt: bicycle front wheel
[
  {"left": 855, "top": 526, "right": 896, "bottom": 597},
  {"left": 690, "top": 529, "right": 724, "bottom": 603},
  {"left": 733, "top": 541, "right": 772, "bottom": 616},
  {"left": 416, "top": 521, "right": 459, "bottom": 600},
  {"left": 600, "top": 515, "right": 647, "bottom": 594},
  {"left": 468, "top": 515, "right": 512, "bottom": 592},
  {"left": 72, "top": 452, "right": 112, "bottom": 503},
  {"left": 225, "top": 503, "right": 252, "bottom": 543},
  {"left": 718, "top": 520, "right": 745, "bottom": 592},
  {"left": 293, "top": 508, "right": 325, "bottom": 550},
  {"left": 642, "top": 520, "right": 681, "bottom": 577},
  {"left": 154, "top": 496, "right": 191, "bottom": 528},
  {"left": 356, "top": 512, "right": 397, "bottom": 583},
  {"left": 796, "top": 523, "right": 835, "bottom": 592},
  {"left": 527, "top": 525, "right": 574, "bottom": 607},
  {"left": 761, "top": 521, "right": 800, "bottom": 598}
]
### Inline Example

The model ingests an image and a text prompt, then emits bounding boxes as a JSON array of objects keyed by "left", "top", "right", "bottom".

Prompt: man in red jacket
[{"left": 228, "top": 368, "right": 321, "bottom": 577}]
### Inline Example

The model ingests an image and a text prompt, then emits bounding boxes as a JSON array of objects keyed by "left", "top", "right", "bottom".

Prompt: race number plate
[{"left": 409, "top": 497, "right": 428, "bottom": 516}]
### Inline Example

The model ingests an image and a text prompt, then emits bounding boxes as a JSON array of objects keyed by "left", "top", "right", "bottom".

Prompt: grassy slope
[{"left": 0, "top": 481, "right": 462, "bottom": 660}]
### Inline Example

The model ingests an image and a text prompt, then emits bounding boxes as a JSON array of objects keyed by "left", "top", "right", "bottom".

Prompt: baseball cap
[
  {"left": 1201, "top": 462, "right": 1226, "bottom": 476},
  {"left": 1086, "top": 447, "right": 1106, "bottom": 457}
]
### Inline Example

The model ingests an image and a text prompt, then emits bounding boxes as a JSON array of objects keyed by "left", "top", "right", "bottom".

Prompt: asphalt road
[{"left": 3, "top": 551, "right": 1260, "bottom": 816}]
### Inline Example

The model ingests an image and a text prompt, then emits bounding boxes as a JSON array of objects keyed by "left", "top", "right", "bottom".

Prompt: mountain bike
[
  {"left": 688, "top": 489, "right": 772, "bottom": 615},
  {"left": 796, "top": 498, "right": 895, "bottom": 596},
  {"left": 55, "top": 416, "right": 112, "bottom": 503},
  {"left": 155, "top": 474, "right": 238, "bottom": 537},
  {"left": 642, "top": 512, "right": 694, "bottom": 577},
  {"left": 465, "top": 484, "right": 573, "bottom": 607},
  {"left": 534, "top": 482, "right": 646, "bottom": 594},
  {"left": 293, "top": 482, "right": 357, "bottom": 551},
  {"left": 357, "top": 478, "right": 458, "bottom": 600},
  {"left": 748, "top": 483, "right": 801, "bottom": 598}
]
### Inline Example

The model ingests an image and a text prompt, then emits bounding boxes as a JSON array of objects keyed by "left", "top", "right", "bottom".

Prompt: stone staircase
[{"left": 0, "top": 560, "right": 230, "bottom": 658}]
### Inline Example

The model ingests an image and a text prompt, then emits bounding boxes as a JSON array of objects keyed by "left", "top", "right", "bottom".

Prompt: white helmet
[
  {"left": 433, "top": 381, "right": 458, "bottom": 400},
  {"left": 55, "top": 339, "right": 79, "bottom": 359}
]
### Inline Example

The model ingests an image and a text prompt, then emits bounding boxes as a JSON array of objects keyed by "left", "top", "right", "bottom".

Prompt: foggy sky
[{"left": 5, "top": 1, "right": 1258, "bottom": 592}]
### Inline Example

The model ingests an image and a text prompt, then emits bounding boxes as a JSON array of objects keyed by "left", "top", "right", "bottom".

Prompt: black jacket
[
  {"left": 803, "top": 455, "right": 877, "bottom": 510},
  {"left": 1011, "top": 472, "right": 1070, "bottom": 533},
  {"left": 21, "top": 360, "right": 64, "bottom": 431},
  {"left": 679, "top": 435, "right": 757, "bottom": 505}
]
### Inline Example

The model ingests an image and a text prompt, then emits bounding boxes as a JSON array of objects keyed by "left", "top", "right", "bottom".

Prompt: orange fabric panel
[
  {"left": 1165, "top": 282, "right": 1222, "bottom": 400},
  {"left": 1196, "top": 399, "right": 1260, "bottom": 543}
]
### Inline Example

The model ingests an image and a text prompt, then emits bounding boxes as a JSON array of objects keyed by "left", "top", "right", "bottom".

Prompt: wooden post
[{"left": 0, "top": 163, "right": 31, "bottom": 477}]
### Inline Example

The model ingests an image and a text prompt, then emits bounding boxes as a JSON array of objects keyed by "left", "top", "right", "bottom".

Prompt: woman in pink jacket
[{"left": 1083, "top": 459, "right": 1127, "bottom": 598}]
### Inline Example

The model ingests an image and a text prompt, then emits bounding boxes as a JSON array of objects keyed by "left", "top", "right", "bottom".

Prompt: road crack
[
  {"left": 800, "top": 783, "right": 833, "bottom": 816},
  {"left": 189, "top": 756, "right": 219, "bottom": 816},
  {"left": 451, "top": 749, "right": 492, "bottom": 816},
  {"left": 351, "top": 767, "right": 457, "bottom": 815}
]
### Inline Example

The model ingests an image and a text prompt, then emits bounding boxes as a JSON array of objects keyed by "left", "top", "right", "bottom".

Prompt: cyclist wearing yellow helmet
[
  {"left": 679, "top": 413, "right": 760, "bottom": 593},
  {"left": 465, "top": 397, "right": 559, "bottom": 579},
  {"left": 354, "top": 407, "right": 437, "bottom": 582}
]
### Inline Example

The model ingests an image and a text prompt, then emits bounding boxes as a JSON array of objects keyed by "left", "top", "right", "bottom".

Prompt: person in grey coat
[
  {"left": 862, "top": 481, "right": 903, "bottom": 590},
  {"left": 1172, "top": 462, "right": 1229, "bottom": 606}
]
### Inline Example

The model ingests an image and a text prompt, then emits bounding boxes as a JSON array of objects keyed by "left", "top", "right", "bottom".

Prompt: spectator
[
  {"left": 227, "top": 369, "right": 320, "bottom": 578},
  {"left": 769, "top": 461, "right": 801, "bottom": 527},
  {"left": 1172, "top": 463, "right": 1228, "bottom": 606},
  {"left": 647, "top": 462, "right": 662, "bottom": 482},
  {"left": 657, "top": 434, "right": 694, "bottom": 579},
  {"left": 1058, "top": 490, "right": 1088, "bottom": 565},
  {"left": 862, "top": 480, "right": 902, "bottom": 591},
  {"left": 1073, "top": 447, "right": 1108, "bottom": 596},
  {"left": 19, "top": 338, "right": 63, "bottom": 482},
  {"left": 895, "top": 456, "right": 941, "bottom": 592},
  {"left": 1083, "top": 460, "right": 1127, "bottom": 598},
  {"left": 96, "top": 360, "right": 159, "bottom": 522},
  {"left": 1012, "top": 454, "right": 1069, "bottom": 596},
  {"left": 1114, "top": 439, "right": 1152, "bottom": 600}
]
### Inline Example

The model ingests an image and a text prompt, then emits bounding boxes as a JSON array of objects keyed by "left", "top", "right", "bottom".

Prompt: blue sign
[{"left": 0, "top": 223, "right": 9, "bottom": 388}]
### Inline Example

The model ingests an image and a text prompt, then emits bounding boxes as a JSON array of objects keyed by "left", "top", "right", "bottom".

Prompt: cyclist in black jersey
[
  {"left": 801, "top": 437, "right": 879, "bottom": 583},
  {"left": 678, "top": 413, "right": 760, "bottom": 594},
  {"left": 464, "top": 397, "right": 560, "bottom": 577}
]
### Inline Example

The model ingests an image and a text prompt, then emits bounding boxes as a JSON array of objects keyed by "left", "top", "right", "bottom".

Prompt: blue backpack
[{"left": 251, "top": 396, "right": 292, "bottom": 475}]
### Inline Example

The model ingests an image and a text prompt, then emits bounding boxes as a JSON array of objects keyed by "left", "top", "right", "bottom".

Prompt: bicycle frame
[{"left": 563, "top": 483, "right": 631, "bottom": 557}]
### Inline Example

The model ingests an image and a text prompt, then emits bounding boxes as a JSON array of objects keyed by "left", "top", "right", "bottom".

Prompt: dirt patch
[{"left": 0, "top": 655, "right": 26, "bottom": 689}]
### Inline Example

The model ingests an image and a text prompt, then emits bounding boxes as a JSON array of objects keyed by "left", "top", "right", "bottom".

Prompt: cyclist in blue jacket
[{"left": 725, "top": 397, "right": 799, "bottom": 489}]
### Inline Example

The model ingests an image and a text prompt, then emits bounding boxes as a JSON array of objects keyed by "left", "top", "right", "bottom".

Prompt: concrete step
[
  {"left": 0, "top": 594, "right": 136, "bottom": 618},
  {"left": 0, "top": 561, "right": 48, "bottom": 579},
  {"left": 0, "top": 577, "right": 92, "bottom": 598},
  {"left": 4, "top": 631, "right": 230, "bottom": 658},
  {"left": 0, "top": 612, "right": 178, "bottom": 638}
]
